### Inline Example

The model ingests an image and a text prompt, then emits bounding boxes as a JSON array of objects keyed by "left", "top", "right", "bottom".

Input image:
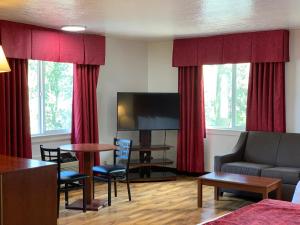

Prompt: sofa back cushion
[
  {"left": 243, "top": 131, "right": 281, "bottom": 165},
  {"left": 276, "top": 133, "right": 300, "bottom": 167}
]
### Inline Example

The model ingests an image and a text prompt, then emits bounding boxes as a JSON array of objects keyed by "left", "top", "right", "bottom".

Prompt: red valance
[
  {"left": 172, "top": 38, "right": 198, "bottom": 66},
  {"left": 59, "top": 32, "right": 84, "bottom": 64},
  {"left": 223, "top": 33, "right": 252, "bottom": 63},
  {"left": 173, "top": 30, "right": 289, "bottom": 67},
  {"left": 1, "top": 21, "right": 31, "bottom": 59},
  {"left": 0, "top": 20, "right": 105, "bottom": 65},
  {"left": 84, "top": 35, "right": 105, "bottom": 65},
  {"left": 31, "top": 29, "right": 60, "bottom": 62},
  {"left": 198, "top": 36, "right": 223, "bottom": 64}
]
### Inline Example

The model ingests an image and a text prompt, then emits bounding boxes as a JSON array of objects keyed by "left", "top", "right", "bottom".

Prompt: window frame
[
  {"left": 203, "top": 63, "right": 249, "bottom": 131},
  {"left": 29, "top": 60, "right": 72, "bottom": 137}
]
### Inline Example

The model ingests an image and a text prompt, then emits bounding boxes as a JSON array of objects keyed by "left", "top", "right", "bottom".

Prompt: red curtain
[
  {"left": 71, "top": 64, "right": 100, "bottom": 172},
  {"left": 246, "top": 62, "right": 286, "bottom": 132},
  {"left": 0, "top": 58, "right": 32, "bottom": 158},
  {"left": 177, "top": 66, "right": 206, "bottom": 173}
]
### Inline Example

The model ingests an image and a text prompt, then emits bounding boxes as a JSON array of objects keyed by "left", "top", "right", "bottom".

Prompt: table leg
[
  {"left": 198, "top": 179, "right": 203, "bottom": 208},
  {"left": 66, "top": 152, "right": 106, "bottom": 211},
  {"left": 214, "top": 187, "right": 219, "bottom": 201},
  {"left": 262, "top": 191, "right": 268, "bottom": 199},
  {"left": 83, "top": 152, "right": 94, "bottom": 204},
  {"left": 276, "top": 186, "right": 282, "bottom": 200}
]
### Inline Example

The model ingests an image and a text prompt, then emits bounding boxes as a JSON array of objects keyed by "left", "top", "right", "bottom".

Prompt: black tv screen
[{"left": 117, "top": 92, "right": 179, "bottom": 131}]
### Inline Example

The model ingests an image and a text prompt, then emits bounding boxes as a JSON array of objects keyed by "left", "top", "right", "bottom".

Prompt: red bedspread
[{"left": 205, "top": 199, "right": 300, "bottom": 225}]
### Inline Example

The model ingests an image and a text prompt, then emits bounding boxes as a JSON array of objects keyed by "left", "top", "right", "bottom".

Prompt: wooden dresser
[{"left": 0, "top": 155, "right": 57, "bottom": 225}]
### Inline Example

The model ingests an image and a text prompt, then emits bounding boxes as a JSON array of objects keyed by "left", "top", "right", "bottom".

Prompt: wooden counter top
[{"left": 0, "top": 154, "right": 55, "bottom": 174}]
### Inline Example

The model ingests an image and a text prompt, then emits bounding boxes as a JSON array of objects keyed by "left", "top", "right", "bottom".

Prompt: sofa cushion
[
  {"left": 243, "top": 131, "right": 281, "bottom": 165},
  {"left": 221, "top": 161, "right": 273, "bottom": 176},
  {"left": 276, "top": 133, "right": 300, "bottom": 167},
  {"left": 261, "top": 167, "right": 300, "bottom": 185}
]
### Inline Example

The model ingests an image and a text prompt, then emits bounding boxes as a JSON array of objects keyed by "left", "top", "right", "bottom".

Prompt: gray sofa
[{"left": 215, "top": 131, "right": 300, "bottom": 201}]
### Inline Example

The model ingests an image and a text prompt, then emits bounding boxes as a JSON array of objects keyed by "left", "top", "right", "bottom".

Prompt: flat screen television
[{"left": 117, "top": 92, "right": 179, "bottom": 131}]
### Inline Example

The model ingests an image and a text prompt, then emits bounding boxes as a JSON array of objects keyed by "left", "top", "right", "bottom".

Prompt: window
[
  {"left": 28, "top": 60, "right": 73, "bottom": 136},
  {"left": 203, "top": 63, "right": 250, "bottom": 130}
]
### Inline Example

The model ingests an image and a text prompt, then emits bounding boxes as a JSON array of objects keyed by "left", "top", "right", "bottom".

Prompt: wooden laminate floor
[{"left": 58, "top": 176, "right": 253, "bottom": 225}]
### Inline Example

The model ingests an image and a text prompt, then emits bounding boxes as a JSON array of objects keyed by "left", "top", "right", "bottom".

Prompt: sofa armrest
[
  {"left": 214, "top": 153, "right": 242, "bottom": 172},
  {"left": 214, "top": 132, "right": 248, "bottom": 172}
]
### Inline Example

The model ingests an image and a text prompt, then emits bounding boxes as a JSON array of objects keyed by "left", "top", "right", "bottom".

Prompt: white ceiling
[{"left": 0, "top": 0, "right": 300, "bottom": 40}]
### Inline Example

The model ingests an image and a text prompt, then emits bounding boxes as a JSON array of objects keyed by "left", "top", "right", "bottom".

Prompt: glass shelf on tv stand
[{"left": 127, "top": 145, "right": 176, "bottom": 182}]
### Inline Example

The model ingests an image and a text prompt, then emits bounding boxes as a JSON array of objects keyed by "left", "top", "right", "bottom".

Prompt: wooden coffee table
[{"left": 198, "top": 172, "right": 282, "bottom": 207}]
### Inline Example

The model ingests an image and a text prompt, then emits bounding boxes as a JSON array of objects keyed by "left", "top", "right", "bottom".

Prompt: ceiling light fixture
[{"left": 61, "top": 25, "right": 86, "bottom": 32}]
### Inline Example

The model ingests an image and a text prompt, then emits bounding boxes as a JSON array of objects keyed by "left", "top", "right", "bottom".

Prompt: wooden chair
[
  {"left": 40, "top": 145, "right": 88, "bottom": 217},
  {"left": 93, "top": 138, "right": 133, "bottom": 206}
]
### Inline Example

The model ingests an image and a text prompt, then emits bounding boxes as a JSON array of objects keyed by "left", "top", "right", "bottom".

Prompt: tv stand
[
  {"left": 139, "top": 130, "right": 151, "bottom": 147},
  {"left": 127, "top": 130, "right": 176, "bottom": 182}
]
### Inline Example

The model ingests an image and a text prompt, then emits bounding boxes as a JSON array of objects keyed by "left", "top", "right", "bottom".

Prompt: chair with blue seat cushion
[
  {"left": 93, "top": 138, "right": 132, "bottom": 206},
  {"left": 40, "top": 145, "right": 88, "bottom": 217}
]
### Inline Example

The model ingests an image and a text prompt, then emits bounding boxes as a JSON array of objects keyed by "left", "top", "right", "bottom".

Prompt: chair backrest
[
  {"left": 40, "top": 145, "right": 61, "bottom": 180},
  {"left": 113, "top": 138, "right": 133, "bottom": 171}
]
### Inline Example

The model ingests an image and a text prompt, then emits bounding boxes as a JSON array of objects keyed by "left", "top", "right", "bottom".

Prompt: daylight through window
[
  {"left": 28, "top": 60, "right": 73, "bottom": 135},
  {"left": 203, "top": 63, "right": 250, "bottom": 130}
]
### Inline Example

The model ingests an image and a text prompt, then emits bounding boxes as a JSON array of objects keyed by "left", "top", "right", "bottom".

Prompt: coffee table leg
[
  {"left": 214, "top": 187, "right": 219, "bottom": 201},
  {"left": 276, "top": 187, "right": 282, "bottom": 200},
  {"left": 198, "top": 179, "right": 202, "bottom": 208},
  {"left": 262, "top": 191, "right": 268, "bottom": 199}
]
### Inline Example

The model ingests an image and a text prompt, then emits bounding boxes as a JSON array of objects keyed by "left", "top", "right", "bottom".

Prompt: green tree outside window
[
  {"left": 203, "top": 63, "right": 249, "bottom": 130},
  {"left": 28, "top": 60, "right": 73, "bottom": 135}
]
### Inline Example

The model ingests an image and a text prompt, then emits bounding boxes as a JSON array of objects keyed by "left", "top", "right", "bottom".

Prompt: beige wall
[
  {"left": 147, "top": 41, "right": 178, "bottom": 167},
  {"left": 147, "top": 41, "right": 178, "bottom": 91},
  {"left": 286, "top": 29, "right": 300, "bottom": 133},
  {"left": 98, "top": 37, "right": 149, "bottom": 164}
]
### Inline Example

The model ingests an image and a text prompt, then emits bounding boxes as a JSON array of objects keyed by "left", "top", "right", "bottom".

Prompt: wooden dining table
[{"left": 59, "top": 143, "right": 116, "bottom": 211}]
